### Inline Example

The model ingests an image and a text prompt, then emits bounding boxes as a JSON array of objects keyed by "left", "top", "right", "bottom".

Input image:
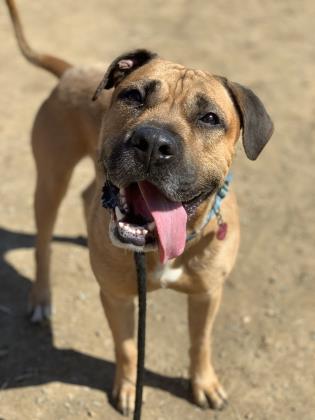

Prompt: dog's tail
[{"left": 5, "top": 0, "right": 72, "bottom": 78}]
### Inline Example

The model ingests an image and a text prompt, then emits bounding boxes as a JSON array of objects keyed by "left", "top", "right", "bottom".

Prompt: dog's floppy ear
[
  {"left": 217, "top": 77, "right": 274, "bottom": 160},
  {"left": 92, "top": 49, "right": 158, "bottom": 101}
]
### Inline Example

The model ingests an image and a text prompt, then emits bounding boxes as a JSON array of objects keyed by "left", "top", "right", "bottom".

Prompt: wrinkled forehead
[{"left": 118, "top": 58, "right": 235, "bottom": 113}]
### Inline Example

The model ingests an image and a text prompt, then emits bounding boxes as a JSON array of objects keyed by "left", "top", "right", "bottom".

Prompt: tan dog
[{"left": 6, "top": 0, "right": 273, "bottom": 415}]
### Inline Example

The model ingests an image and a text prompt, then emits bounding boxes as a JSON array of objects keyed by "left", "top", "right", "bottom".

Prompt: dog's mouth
[{"left": 103, "top": 180, "right": 209, "bottom": 263}]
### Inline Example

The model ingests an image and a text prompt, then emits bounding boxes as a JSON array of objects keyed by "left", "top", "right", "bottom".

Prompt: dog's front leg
[
  {"left": 100, "top": 290, "right": 137, "bottom": 416},
  {"left": 188, "top": 287, "right": 228, "bottom": 410}
]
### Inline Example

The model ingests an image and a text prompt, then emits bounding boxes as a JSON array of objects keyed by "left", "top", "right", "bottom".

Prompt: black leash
[
  {"left": 133, "top": 252, "right": 147, "bottom": 420},
  {"left": 100, "top": 183, "right": 147, "bottom": 418}
]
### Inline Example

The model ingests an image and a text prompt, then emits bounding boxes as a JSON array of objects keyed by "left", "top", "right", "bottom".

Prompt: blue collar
[{"left": 186, "top": 172, "right": 232, "bottom": 242}]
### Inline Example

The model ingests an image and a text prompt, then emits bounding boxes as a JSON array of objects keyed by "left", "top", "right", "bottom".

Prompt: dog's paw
[
  {"left": 113, "top": 380, "right": 136, "bottom": 416},
  {"left": 191, "top": 373, "right": 228, "bottom": 410},
  {"left": 28, "top": 303, "right": 52, "bottom": 324},
  {"left": 28, "top": 285, "right": 51, "bottom": 324}
]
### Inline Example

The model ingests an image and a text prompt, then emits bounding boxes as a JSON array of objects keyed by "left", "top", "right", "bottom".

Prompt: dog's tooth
[
  {"left": 147, "top": 222, "right": 156, "bottom": 231},
  {"left": 139, "top": 228, "right": 148, "bottom": 236},
  {"left": 115, "top": 207, "right": 124, "bottom": 221},
  {"left": 119, "top": 190, "right": 127, "bottom": 209},
  {"left": 118, "top": 222, "right": 126, "bottom": 232}
]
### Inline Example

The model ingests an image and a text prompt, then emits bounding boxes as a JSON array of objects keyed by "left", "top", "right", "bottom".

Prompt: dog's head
[{"left": 93, "top": 50, "right": 274, "bottom": 262}]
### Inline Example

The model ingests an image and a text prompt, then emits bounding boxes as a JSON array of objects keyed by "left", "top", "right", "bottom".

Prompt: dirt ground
[{"left": 0, "top": 1, "right": 315, "bottom": 419}]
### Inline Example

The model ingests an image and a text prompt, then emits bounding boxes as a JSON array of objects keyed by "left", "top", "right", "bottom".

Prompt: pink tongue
[{"left": 138, "top": 181, "right": 187, "bottom": 263}]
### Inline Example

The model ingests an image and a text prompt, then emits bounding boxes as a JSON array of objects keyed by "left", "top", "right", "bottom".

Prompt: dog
[{"left": 6, "top": 0, "right": 273, "bottom": 415}]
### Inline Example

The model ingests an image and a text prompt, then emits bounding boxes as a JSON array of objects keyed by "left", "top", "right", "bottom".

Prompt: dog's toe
[
  {"left": 191, "top": 377, "right": 228, "bottom": 411},
  {"left": 28, "top": 303, "right": 52, "bottom": 324}
]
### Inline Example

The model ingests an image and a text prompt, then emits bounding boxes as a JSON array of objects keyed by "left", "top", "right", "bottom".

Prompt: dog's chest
[{"left": 152, "top": 262, "right": 183, "bottom": 288}]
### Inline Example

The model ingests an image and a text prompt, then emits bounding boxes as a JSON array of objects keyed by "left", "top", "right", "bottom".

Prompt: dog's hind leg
[
  {"left": 29, "top": 166, "right": 73, "bottom": 322},
  {"left": 28, "top": 99, "right": 90, "bottom": 323}
]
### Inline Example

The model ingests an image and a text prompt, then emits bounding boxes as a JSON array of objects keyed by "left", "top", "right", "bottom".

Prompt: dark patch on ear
[
  {"left": 216, "top": 76, "right": 274, "bottom": 160},
  {"left": 92, "top": 49, "right": 158, "bottom": 101}
]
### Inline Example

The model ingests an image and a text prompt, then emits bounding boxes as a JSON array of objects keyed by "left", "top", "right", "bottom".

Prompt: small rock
[
  {"left": 78, "top": 292, "right": 86, "bottom": 301},
  {"left": 35, "top": 396, "right": 45, "bottom": 405},
  {"left": 265, "top": 308, "right": 276, "bottom": 317},
  {"left": 155, "top": 313, "right": 165, "bottom": 321},
  {"left": 64, "top": 402, "right": 71, "bottom": 410},
  {"left": 242, "top": 315, "right": 251, "bottom": 324}
]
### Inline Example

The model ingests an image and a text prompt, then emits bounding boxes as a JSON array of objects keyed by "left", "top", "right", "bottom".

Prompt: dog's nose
[{"left": 129, "top": 125, "right": 177, "bottom": 166}]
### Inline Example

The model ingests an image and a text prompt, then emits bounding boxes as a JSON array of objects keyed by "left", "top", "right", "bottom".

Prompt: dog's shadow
[{"left": 0, "top": 226, "right": 190, "bottom": 406}]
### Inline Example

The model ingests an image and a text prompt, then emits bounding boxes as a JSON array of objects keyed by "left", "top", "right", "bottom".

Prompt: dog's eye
[
  {"left": 119, "top": 89, "right": 143, "bottom": 104},
  {"left": 200, "top": 112, "right": 220, "bottom": 125}
]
